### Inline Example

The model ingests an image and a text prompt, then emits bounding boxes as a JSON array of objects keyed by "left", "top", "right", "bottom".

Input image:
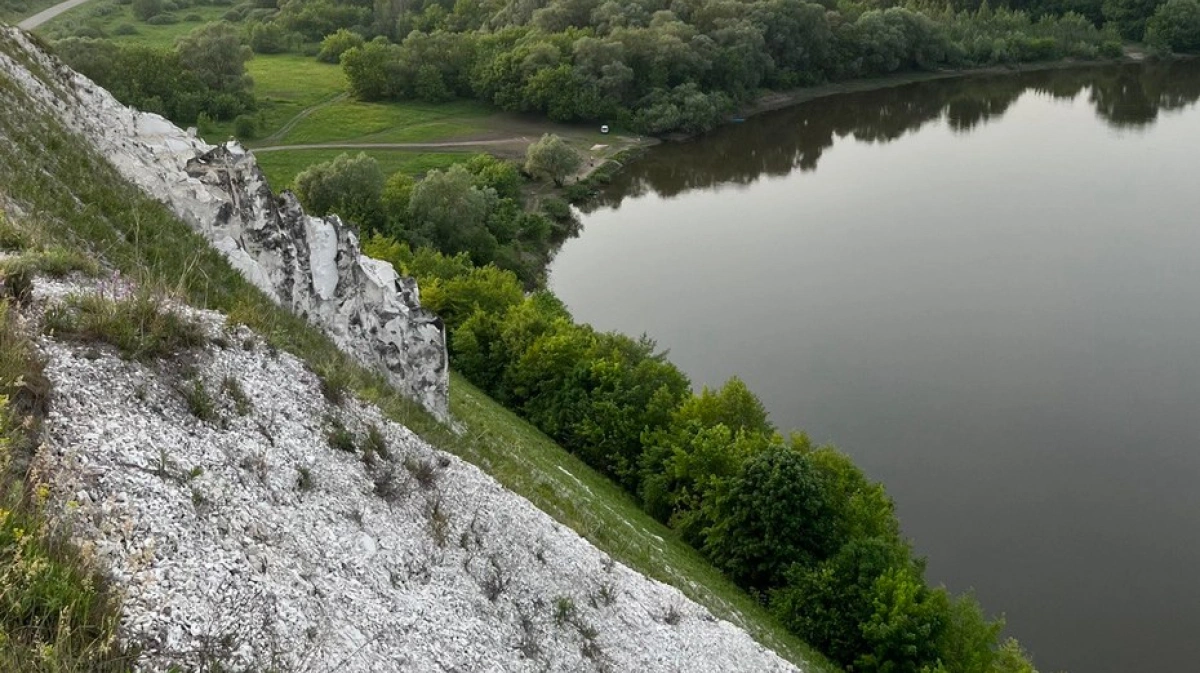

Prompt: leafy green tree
[
  {"left": 380, "top": 172, "right": 416, "bottom": 236},
  {"left": 293, "top": 152, "right": 385, "bottom": 231},
  {"left": 465, "top": 154, "right": 524, "bottom": 201},
  {"left": 340, "top": 39, "right": 396, "bottom": 100},
  {"left": 704, "top": 440, "right": 841, "bottom": 591},
  {"left": 407, "top": 164, "right": 499, "bottom": 264},
  {"left": 453, "top": 291, "right": 570, "bottom": 397},
  {"left": 992, "top": 638, "right": 1041, "bottom": 673},
  {"left": 420, "top": 265, "right": 525, "bottom": 331},
  {"left": 275, "top": 0, "right": 370, "bottom": 41},
  {"left": 247, "top": 21, "right": 291, "bottom": 54},
  {"left": 856, "top": 569, "right": 949, "bottom": 673},
  {"left": 809, "top": 446, "right": 901, "bottom": 543},
  {"left": 1146, "top": 0, "right": 1200, "bottom": 51},
  {"left": 318, "top": 27, "right": 365, "bottom": 63},
  {"left": 934, "top": 593, "right": 1004, "bottom": 673},
  {"left": 524, "top": 134, "right": 583, "bottom": 186},
  {"left": 175, "top": 22, "right": 253, "bottom": 95},
  {"left": 770, "top": 536, "right": 914, "bottom": 666},
  {"left": 640, "top": 423, "right": 774, "bottom": 544},
  {"left": 1102, "top": 0, "right": 1165, "bottom": 39}
]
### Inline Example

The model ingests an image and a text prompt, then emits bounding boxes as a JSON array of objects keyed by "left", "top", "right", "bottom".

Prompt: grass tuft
[
  {"left": 179, "top": 379, "right": 218, "bottom": 424},
  {"left": 326, "top": 416, "right": 357, "bottom": 453},
  {"left": 220, "top": 375, "right": 252, "bottom": 416},
  {"left": 45, "top": 289, "right": 206, "bottom": 361}
]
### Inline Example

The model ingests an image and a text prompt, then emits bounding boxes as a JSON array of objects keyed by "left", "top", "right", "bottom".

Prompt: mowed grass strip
[
  {"left": 275, "top": 98, "right": 493, "bottom": 145},
  {"left": 255, "top": 149, "right": 467, "bottom": 190}
]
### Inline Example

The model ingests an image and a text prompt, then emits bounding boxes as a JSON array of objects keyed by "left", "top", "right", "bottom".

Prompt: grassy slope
[{"left": 0, "top": 30, "right": 836, "bottom": 672}]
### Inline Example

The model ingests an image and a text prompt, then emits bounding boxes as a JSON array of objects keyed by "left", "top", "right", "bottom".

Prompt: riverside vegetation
[
  {"left": 8, "top": 0, "right": 1197, "bottom": 667},
  {"left": 0, "top": 27, "right": 822, "bottom": 670},
  {"left": 36, "top": 0, "right": 1200, "bottom": 139}
]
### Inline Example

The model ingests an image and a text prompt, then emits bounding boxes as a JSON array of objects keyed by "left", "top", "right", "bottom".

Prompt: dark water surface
[{"left": 548, "top": 61, "right": 1200, "bottom": 673}]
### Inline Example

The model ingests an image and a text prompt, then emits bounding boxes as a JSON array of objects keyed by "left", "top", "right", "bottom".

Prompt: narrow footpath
[{"left": 18, "top": 0, "right": 91, "bottom": 29}]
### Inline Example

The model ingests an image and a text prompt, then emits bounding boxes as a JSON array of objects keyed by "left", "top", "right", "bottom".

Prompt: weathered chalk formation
[{"left": 0, "top": 26, "right": 448, "bottom": 418}]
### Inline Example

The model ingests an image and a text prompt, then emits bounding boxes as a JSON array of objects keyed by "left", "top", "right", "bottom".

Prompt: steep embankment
[
  {"left": 29, "top": 274, "right": 795, "bottom": 672},
  {"left": 0, "top": 23, "right": 809, "bottom": 672},
  {"left": 0, "top": 25, "right": 449, "bottom": 419}
]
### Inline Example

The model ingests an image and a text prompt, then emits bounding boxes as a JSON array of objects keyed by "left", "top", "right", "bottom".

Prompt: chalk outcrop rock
[
  {"left": 33, "top": 276, "right": 799, "bottom": 673},
  {"left": 0, "top": 26, "right": 448, "bottom": 418}
]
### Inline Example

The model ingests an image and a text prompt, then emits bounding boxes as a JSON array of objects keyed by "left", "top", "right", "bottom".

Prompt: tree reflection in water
[{"left": 581, "top": 60, "right": 1200, "bottom": 211}]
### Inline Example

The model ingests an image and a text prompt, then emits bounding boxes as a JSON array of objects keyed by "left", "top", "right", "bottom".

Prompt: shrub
[
  {"left": 144, "top": 12, "right": 180, "bottom": 24},
  {"left": 233, "top": 113, "right": 258, "bottom": 139},
  {"left": 132, "top": 0, "right": 162, "bottom": 20},
  {"left": 404, "top": 456, "right": 439, "bottom": 489},
  {"left": 247, "top": 21, "right": 291, "bottom": 54},
  {"left": 317, "top": 28, "right": 364, "bottom": 63},
  {"left": 220, "top": 375, "right": 252, "bottom": 415}
]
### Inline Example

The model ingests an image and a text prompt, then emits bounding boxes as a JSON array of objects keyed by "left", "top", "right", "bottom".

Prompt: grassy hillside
[{"left": 0, "top": 28, "right": 834, "bottom": 671}]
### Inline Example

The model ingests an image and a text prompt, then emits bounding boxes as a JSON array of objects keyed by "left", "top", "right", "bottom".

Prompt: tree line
[
  {"left": 53, "top": 21, "right": 256, "bottom": 127},
  {"left": 290, "top": 140, "right": 583, "bottom": 285},
  {"left": 330, "top": 0, "right": 1127, "bottom": 134},
  {"left": 357, "top": 237, "right": 1043, "bottom": 673}
]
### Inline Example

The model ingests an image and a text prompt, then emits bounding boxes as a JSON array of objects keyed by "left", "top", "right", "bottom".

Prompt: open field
[{"left": 33, "top": 6, "right": 647, "bottom": 181}]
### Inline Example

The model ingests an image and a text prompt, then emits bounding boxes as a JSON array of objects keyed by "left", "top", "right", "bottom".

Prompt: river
[{"left": 548, "top": 61, "right": 1200, "bottom": 673}]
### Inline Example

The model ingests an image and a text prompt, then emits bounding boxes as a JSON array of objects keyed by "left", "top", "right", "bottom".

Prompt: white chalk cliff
[
  {"left": 0, "top": 25, "right": 802, "bottom": 672},
  {"left": 0, "top": 26, "right": 448, "bottom": 419}
]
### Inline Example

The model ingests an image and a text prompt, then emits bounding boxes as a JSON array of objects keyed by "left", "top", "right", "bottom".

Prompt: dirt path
[
  {"left": 262, "top": 92, "right": 349, "bottom": 143},
  {"left": 251, "top": 138, "right": 533, "bottom": 153},
  {"left": 18, "top": 0, "right": 92, "bottom": 29}
]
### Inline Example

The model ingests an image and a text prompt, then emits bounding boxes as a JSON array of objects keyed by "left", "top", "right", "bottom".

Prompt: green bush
[
  {"left": 233, "top": 113, "right": 258, "bottom": 139},
  {"left": 145, "top": 13, "right": 181, "bottom": 25},
  {"left": 131, "top": 0, "right": 162, "bottom": 20},
  {"left": 1146, "top": 0, "right": 1200, "bottom": 51}
]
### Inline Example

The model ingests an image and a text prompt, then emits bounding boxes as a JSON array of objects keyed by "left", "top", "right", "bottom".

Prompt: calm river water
[{"left": 548, "top": 61, "right": 1200, "bottom": 673}]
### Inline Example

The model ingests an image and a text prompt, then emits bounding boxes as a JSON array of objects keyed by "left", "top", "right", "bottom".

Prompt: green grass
[
  {"left": 45, "top": 290, "right": 208, "bottom": 361},
  {"left": 0, "top": 29, "right": 834, "bottom": 671},
  {"left": 274, "top": 98, "right": 492, "bottom": 145},
  {"left": 255, "top": 149, "right": 467, "bottom": 190},
  {"left": 444, "top": 373, "right": 838, "bottom": 671},
  {"left": 0, "top": 289, "right": 131, "bottom": 671},
  {"left": 39, "top": 1, "right": 231, "bottom": 49},
  {"left": 203, "top": 54, "right": 347, "bottom": 143}
]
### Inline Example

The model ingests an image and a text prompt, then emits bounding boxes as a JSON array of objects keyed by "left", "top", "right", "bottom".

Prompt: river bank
[{"left": 573, "top": 49, "right": 1168, "bottom": 194}]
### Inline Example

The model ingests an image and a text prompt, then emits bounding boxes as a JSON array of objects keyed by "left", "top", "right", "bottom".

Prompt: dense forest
[{"left": 42, "top": 0, "right": 1200, "bottom": 134}]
